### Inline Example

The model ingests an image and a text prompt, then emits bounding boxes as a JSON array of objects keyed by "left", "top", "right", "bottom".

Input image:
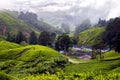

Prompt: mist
[{"left": 0, "top": 0, "right": 120, "bottom": 26}]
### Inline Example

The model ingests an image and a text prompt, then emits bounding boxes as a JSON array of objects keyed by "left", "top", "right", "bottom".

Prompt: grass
[
  {"left": 0, "top": 11, "right": 32, "bottom": 33},
  {"left": 0, "top": 41, "right": 61, "bottom": 60},
  {"left": 0, "top": 71, "right": 14, "bottom": 80},
  {"left": 0, "top": 41, "right": 67, "bottom": 78},
  {"left": 78, "top": 27, "right": 105, "bottom": 45},
  {"left": 0, "top": 41, "right": 21, "bottom": 51},
  {"left": 0, "top": 41, "right": 120, "bottom": 79},
  {"left": 65, "top": 59, "right": 120, "bottom": 73},
  {"left": 103, "top": 50, "right": 120, "bottom": 60},
  {"left": 0, "top": 36, "right": 6, "bottom": 40},
  {"left": 17, "top": 72, "right": 120, "bottom": 80},
  {"left": 64, "top": 50, "right": 120, "bottom": 73}
]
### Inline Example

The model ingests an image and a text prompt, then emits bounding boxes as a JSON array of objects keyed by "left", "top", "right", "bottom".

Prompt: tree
[
  {"left": 29, "top": 31, "right": 37, "bottom": 44},
  {"left": 55, "top": 33, "right": 72, "bottom": 52},
  {"left": 98, "top": 18, "right": 107, "bottom": 27},
  {"left": 6, "top": 32, "right": 16, "bottom": 43},
  {"left": 103, "top": 17, "right": 120, "bottom": 52},
  {"left": 20, "top": 41, "right": 28, "bottom": 46},
  {"left": 92, "top": 43, "right": 105, "bottom": 60},
  {"left": 38, "top": 31, "right": 52, "bottom": 46},
  {"left": 72, "top": 37, "right": 78, "bottom": 45},
  {"left": 6, "top": 32, "right": 12, "bottom": 42},
  {"left": 50, "top": 32, "right": 57, "bottom": 47},
  {"left": 114, "top": 33, "right": 120, "bottom": 52},
  {"left": 16, "top": 31, "right": 25, "bottom": 44}
]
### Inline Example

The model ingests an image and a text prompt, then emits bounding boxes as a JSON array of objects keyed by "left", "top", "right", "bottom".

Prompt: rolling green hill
[
  {"left": 78, "top": 27, "right": 105, "bottom": 45},
  {"left": 65, "top": 51, "right": 120, "bottom": 73},
  {"left": 0, "top": 41, "right": 67, "bottom": 78},
  {"left": 0, "top": 41, "right": 120, "bottom": 80},
  {"left": 0, "top": 41, "right": 21, "bottom": 50},
  {"left": 0, "top": 11, "right": 33, "bottom": 33},
  {"left": 103, "top": 50, "right": 120, "bottom": 60}
]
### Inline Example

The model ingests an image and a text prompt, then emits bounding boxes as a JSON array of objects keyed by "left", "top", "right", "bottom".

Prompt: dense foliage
[
  {"left": 19, "top": 72, "right": 120, "bottom": 80},
  {"left": 55, "top": 33, "right": 72, "bottom": 52},
  {"left": 0, "top": 41, "right": 68, "bottom": 77},
  {"left": 29, "top": 31, "right": 37, "bottom": 44},
  {"left": 0, "top": 40, "right": 120, "bottom": 79},
  {"left": 38, "top": 31, "right": 56, "bottom": 47},
  {"left": 103, "top": 17, "right": 120, "bottom": 52}
]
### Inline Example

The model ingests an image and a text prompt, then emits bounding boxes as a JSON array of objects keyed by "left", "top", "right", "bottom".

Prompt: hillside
[
  {"left": 0, "top": 10, "right": 59, "bottom": 36},
  {"left": 18, "top": 11, "right": 58, "bottom": 33},
  {"left": 0, "top": 41, "right": 67, "bottom": 78},
  {"left": 0, "top": 11, "right": 33, "bottom": 34},
  {"left": 103, "top": 50, "right": 120, "bottom": 60},
  {"left": 0, "top": 41, "right": 120, "bottom": 80},
  {"left": 65, "top": 50, "right": 120, "bottom": 73},
  {"left": 0, "top": 41, "right": 21, "bottom": 50},
  {"left": 78, "top": 27, "right": 105, "bottom": 45}
]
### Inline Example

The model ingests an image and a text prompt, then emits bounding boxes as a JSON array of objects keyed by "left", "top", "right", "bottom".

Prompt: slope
[
  {"left": 65, "top": 51, "right": 120, "bottom": 73},
  {"left": 0, "top": 41, "right": 67, "bottom": 77},
  {"left": 0, "top": 11, "right": 33, "bottom": 34},
  {"left": 18, "top": 11, "right": 58, "bottom": 33},
  {"left": 103, "top": 50, "right": 120, "bottom": 60},
  {"left": 78, "top": 27, "right": 105, "bottom": 45},
  {"left": 0, "top": 41, "right": 21, "bottom": 50}
]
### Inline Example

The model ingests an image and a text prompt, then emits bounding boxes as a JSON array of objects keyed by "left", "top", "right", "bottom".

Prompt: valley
[{"left": 0, "top": 10, "right": 120, "bottom": 80}]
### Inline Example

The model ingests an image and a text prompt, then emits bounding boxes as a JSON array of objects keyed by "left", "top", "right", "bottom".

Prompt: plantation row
[{"left": 0, "top": 71, "right": 120, "bottom": 80}]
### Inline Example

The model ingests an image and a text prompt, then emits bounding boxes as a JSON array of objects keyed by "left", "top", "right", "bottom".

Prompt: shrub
[{"left": 0, "top": 72, "right": 13, "bottom": 80}]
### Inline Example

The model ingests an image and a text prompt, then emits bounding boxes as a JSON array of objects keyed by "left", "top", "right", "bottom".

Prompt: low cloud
[{"left": 0, "top": 0, "right": 120, "bottom": 25}]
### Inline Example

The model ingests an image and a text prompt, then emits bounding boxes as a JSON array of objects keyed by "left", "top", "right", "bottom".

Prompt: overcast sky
[{"left": 0, "top": 0, "right": 120, "bottom": 25}]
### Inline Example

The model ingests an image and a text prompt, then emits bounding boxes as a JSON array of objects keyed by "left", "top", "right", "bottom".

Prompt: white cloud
[
  {"left": 39, "top": 5, "right": 71, "bottom": 12},
  {"left": 0, "top": 0, "right": 15, "bottom": 10},
  {"left": 106, "top": 0, "right": 120, "bottom": 19},
  {"left": 0, "top": 0, "right": 120, "bottom": 25}
]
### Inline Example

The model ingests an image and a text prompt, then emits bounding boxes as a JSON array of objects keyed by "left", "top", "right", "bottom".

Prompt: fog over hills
[{"left": 0, "top": 0, "right": 120, "bottom": 27}]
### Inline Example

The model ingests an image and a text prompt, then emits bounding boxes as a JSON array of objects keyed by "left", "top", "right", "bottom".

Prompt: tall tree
[
  {"left": 38, "top": 31, "right": 52, "bottom": 46},
  {"left": 29, "top": 31, "right": 37, "bottom": 44},
  {"left": 55, "top": 33, "right": 72, "bottom": 52},
  {"left": 6, "top": 32, "right": 12, "bottom": 42},
  {"left": 16, "top": 31, "right": 25, "bottom": 44},
  {"left": 6, "top": 32, "right": 16, "bottom": 43},
  {"left": 103, "top": 17, "right": 120, "bottom": 52},
  {"left": 50, "top": 32, "right": 56, "bottom": 43},
  {"left": 114, "top": 33, "right": 120, "bottom": 52},
  {"left": 98, "top": 18, "right": 107, "bottom": 27}
]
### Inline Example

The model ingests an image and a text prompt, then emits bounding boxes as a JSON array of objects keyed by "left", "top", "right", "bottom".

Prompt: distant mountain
[
  {"left": 0, "top": 11, "right": 33, "bottom": 35},
  {"left": 18, "top": 11, "right": 60, "bottom": 33},
  {"left": 0, "top": 10, "right": 60, "bottom": 36}
]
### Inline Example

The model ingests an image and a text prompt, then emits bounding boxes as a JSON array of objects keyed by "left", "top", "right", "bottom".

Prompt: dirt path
[{"left": 68, "top": 58, "right": 83, "bottom": 64}]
